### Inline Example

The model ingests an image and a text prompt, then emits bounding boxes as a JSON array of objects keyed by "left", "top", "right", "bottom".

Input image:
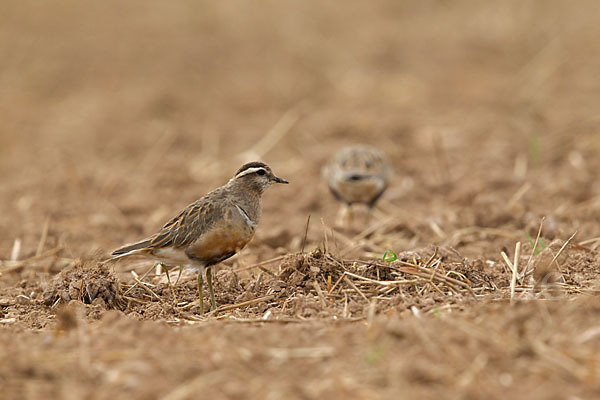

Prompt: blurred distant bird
[
  {"left": 110, "top": 162, "right": 288, "bottom": 314},
  {"left": 323, "top": 144, "right": 391, "bottom": 227}
]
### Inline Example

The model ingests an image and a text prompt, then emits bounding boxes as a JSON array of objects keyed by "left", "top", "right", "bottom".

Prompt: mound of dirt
[{"left": 43, "top": 262, "right": 123, "bottom": 309}]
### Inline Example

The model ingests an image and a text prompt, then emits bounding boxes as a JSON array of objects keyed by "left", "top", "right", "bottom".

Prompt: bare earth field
[{"left": 1, "top": 1, "right": 600, "bottom": 399}]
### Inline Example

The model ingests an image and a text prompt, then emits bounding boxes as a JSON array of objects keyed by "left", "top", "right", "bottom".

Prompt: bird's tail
[{"left": 108, "top": 239, "right": 152, "bottom": 261}]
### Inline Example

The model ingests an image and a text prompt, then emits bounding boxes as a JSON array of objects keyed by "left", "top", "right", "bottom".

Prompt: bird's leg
[
  {"left": 366, "top": 204, "right": 379, "bottom": 226},
  {"left": 336, "top": 204, "right": 353, "bottom": 228},
  {"left": 346, "top": 204, "right": 355, "bottom": 227},
  {"left": 206, "top": 267, "right": 217, "bottom": 311},
  {"left": 336, "top": 204, "right": 347, "bottom": 227},
  {"left": 355, "top": 204, "right": 371, "bottom": 228},
  {"left": 161, "top": 264, "right": 178, "bottom": 304},
  {"left": 174, "top": 265, "right": 184, "bottom": 285},
  {"left": 197, "top": 272, "right": 205, "bottom": 315}
]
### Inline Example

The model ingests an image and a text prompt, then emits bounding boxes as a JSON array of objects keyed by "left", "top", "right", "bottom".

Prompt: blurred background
[
  {"left": 3, "top": 3, "right": 600, "bottom": 399},
  {"left": 1, "top": 0, "right": 599, "bottom": 260}
]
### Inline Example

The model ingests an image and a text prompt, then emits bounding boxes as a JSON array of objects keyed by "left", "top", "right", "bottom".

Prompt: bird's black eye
[{"left": 256, "top": 169, "right": 266, "bottom": 176}]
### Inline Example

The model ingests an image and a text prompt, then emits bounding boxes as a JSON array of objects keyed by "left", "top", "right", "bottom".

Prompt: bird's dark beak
[{"left": 272, "top": 175, "right": 289, "bottom": 184}]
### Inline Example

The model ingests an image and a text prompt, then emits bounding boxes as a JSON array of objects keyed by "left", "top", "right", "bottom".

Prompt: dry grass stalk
[
  {"left": 224, "top": 317, "right": 303, "bottom": 324},
  {"left": 510, "top": 241, "right": 521, "bottom": 304},
  {"left": 130, "top": 271, "right": 163, "bottom": 303},
  {"left": 522, "top": 217, "right": 545, "bottom": 276},
  {"left": 506, "top": 182, "right": 531, "bottom": 210},
  {"left": 122, "top": 295, "right": 149, "bottom": 305},
  {"left": 313, "top": 280, "right": 327, "bottom": 308},
  {"left": 344, "top": 271, "right": 414, "bottom": 287},
  {"left": 578, "top": 236, "right": 600, "bottom": 247},
  {"left": 367, "top": 300, "right": 377, "bottom": 325},
  {"left": 213, "top": 293, "right": 276, "bottom": 313},
  {"left": 427, "top": 275, "right": 446, "bottom": 296},
  {"left": 161, "top": 371, "right": 224, "bottom": 400},
  {"left": 447, "top": 227, "right": 520, "bottom": 244},
  {"left": 431, "top": 130, "right": 452, "bottom": 185},
  {"left": 241, "top": 106, "right": 300, "bottom": 160},
  {"left": 531, "top": 340, "right": 588, "bottom": 382},
  {"left": 350, "top": 216, "right": 396, "bottom": 244},
  {"left": 410, "top": 305, "right": 421, "bottom": 319},
  {"left": 389, "top": 260, "right": 474, "bottom": 296},
  {"left": 10, "top": 238, "right": 21, "bottom": 262},
  {"left": 36, "top": 217, "right": 50, "bottom": 257},
  {"left": 425, "top": 247, "right": 439, "bottom": 267},
  {"left": 548, "top": 231, "right": 577, "bottom": 273},
  {"left": 321, "top": 218, "right": 330, "bottom": 253},
  {"left": 343, "top": 276, "right": 369, "bottom": 301},
  {"left": 513, "top": 152, "right": 528, "bottom": 179},
  {"left": 233, "top": 255, "right": 288, "bottom": 273},
  {"left": 1, "top": 248, "right": 64, "bottom": 273},
  {"left": 328, "top": 273, "right": 346, "bottom": 294},
  {"left": 267, "top": 346, "right": 335, "bottom": 360},
  {"left": 428, "top": 220, "right": 446, "bottom": 239},
  {"left": 301, "top": 214, "right": 311, "bottom": 253},
  {"left": 122, "top": 264, "right": 156, "bottom": 296},
  {"left": 501, "top": 251, "right": 515, "bottom": 275},
  {"left": 343, "top": 293, "right": 349, "bottom": 318}
]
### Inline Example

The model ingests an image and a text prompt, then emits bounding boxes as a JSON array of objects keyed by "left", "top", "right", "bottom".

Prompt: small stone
[
  {"left": 92, "top": 297, "right": 106, "bottom": 307},
  {"left": 15, "top": 295, "right": 31, "bottom": 305},
  {"left": 269, "top": 280, "right": 284, "bottom": 291},
  {"left": 0, "top": 298, "right": 15, "bottom": 307}
]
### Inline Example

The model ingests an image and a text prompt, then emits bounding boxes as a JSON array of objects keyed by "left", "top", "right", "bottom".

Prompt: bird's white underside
[{"left": 112, "top": 247, "right": 206, "bottom": 271}]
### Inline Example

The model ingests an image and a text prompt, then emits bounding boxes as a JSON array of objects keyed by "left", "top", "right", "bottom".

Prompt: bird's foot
[{"left": 160, "top": 264, "right": 179, "bottom": 305}]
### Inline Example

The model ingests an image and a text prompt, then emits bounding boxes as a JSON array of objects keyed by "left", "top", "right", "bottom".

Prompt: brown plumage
[{"left": 111, "top": 161, "right": 288, "bottom": 313}]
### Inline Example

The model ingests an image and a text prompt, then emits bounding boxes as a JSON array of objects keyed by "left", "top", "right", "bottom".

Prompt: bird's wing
[{"left": 149, "top": 196, "right": 226, "bottom": 249}]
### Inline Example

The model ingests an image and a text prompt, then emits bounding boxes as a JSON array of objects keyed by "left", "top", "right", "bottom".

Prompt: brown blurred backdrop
[{"left": 1, "top": 0, "right": 599, "bottom": 258}]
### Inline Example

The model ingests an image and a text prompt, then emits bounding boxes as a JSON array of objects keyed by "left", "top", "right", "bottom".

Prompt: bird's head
[{"left": 231, "top": 161, "right": 289, "bottom": 193}]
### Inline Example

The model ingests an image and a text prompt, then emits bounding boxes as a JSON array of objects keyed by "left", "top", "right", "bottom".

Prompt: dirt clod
[{"left": 43, "top": 263, "right": 123, "bottom": 309}]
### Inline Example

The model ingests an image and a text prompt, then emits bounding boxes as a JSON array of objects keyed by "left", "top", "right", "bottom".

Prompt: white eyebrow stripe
[
  {"left": 235, "top": 167, "right": 266, "bottom": 178},
  {"left": 235, "top": 204, "right": 256, "bottom": 227}
]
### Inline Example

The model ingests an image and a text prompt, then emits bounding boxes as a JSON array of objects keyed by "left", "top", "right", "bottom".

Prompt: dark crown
[{"left": 235, "top": 161, "right": 270, "bottom": 176}]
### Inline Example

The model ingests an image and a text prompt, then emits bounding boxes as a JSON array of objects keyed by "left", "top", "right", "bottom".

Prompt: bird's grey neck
[
  {"left": 238, "top": 196, "right": 262, "bottom": 223},
  {"left": 227, "top": 179, "right": 263, "bottom": 221},
  {"left": 228, "top": 178, "right": 267, "bottom": 195}
]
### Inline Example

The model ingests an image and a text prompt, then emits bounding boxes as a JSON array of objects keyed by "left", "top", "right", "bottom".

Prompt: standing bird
[
  {"left": 111, "top": 161, "right": 288, "bottom": 314},
  {"left": 323, "top": 145, "right": 391, "bottom": 227}
]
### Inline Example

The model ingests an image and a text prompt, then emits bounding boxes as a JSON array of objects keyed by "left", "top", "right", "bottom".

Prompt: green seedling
[
  {"left": 382, "top": 249, "right": 398, "bottom": 262},
  {"left": 365, "top": 345, "right": 386, "bottom": 366},
  {"left": 526, "top": 231, "right": 547, "bottom": 255},
  {"left": 529, "top": 134, "right": 542, "bottom": 167}
]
